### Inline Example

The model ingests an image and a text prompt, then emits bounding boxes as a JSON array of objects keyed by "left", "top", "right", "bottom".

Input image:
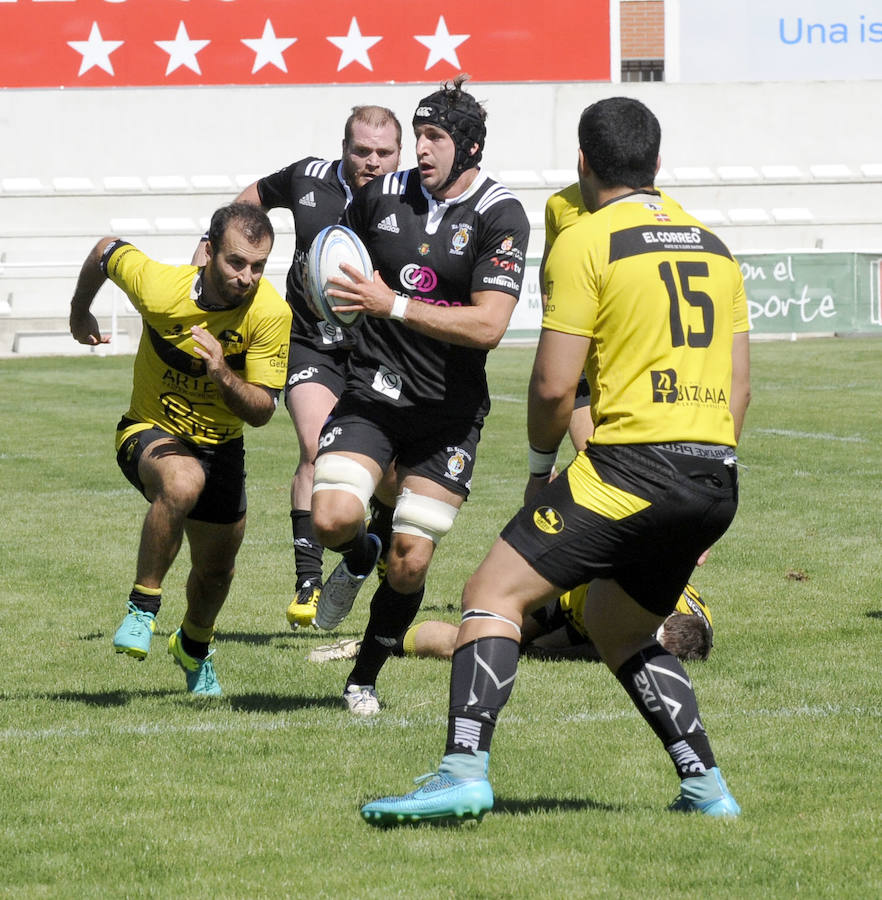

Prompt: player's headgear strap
[{"left": 413, "top": 86, "right": 486, "bottom": 186}]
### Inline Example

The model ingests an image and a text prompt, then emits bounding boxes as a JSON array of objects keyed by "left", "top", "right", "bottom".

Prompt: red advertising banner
[{"left": 0, "top": 0, "right": 611, "bottom": 88}]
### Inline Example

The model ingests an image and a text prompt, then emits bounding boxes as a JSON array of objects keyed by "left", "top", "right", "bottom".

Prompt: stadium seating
[{"left": 2, "top": 162, "right": 882, "bottom": 355}]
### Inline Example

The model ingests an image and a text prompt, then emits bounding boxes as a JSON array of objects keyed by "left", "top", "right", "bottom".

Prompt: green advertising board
[
  {"left": 511, "top": 252, "right": 882, "bottom": 341},
  {"left": 736, "top": 251, "right": 882, "bottom": 336}
]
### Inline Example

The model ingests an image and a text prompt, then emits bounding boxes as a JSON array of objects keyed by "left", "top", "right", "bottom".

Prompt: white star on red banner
[
  {"left": 67, "top": 21, "right": 124, "bottom": 76},
  {"left": 327, "top": 17, "right": 382, "bottom": 72},
  {"left": 415, "top": 16, "right": 469, "bottom": 70},
  {"left": 241, "top": 19, "right": 297, "bottom": 74},
  {"left": 155, "top": 21, "right": 211, "bottom": 76}
]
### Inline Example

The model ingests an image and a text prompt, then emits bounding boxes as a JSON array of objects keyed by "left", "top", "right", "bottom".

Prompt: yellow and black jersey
[
  {"left": 543, "top": 191, "right": 749, "bottom": 446},
  {"left": 558, "top": 581, "right": 709, "bottom": 638},
  {"left": 104, "top": 242, "right": 291, "bottom": 448},
  {"left": 544, "top": 183, "right": 587, "bottom": 244}
]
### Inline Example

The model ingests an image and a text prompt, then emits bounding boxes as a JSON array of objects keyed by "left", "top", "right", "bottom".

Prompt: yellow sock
[
  {"left": 402, "top": 623, "right": 423, "bottom": 657},
  {"left": 181, "top": 616, "right": 215, "bottom": 644}
]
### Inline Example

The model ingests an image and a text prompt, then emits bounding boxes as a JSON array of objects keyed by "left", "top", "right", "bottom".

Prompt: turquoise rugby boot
[
  {"left": 168, "top": 628, "right": 222, "bottom": 696},
  {"left": 361, "top": 752, "right": 493, "bottom": 826},
  {"left": 112, "top": 601, "right": 156, "bottom": 660},
  {"left": 669, "top": 767, "right": 741, "bottom": 817}
]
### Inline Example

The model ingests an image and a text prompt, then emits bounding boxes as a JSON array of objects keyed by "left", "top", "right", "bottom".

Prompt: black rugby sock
[
  {"left": 445, "top": 636, "right": 520, "bottom": 756},
  {"left": 290, "top": 509, "right": 323, "bottom": 588},
  {"left": 347, "top": 581, "right": 424, "bottom": 687},
  {"left": 336, "top": 523, "right": 378, "bottom": 576},
  {"left": 129, "top": 584, "right": 161, "bottom": 616},
  {"left": 615, "top": 643, "right": 717, "bottom": 778}
]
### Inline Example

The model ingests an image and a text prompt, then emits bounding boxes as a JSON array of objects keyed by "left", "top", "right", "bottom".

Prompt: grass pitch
[{"left": 1, "top": 338, "right": 881, "bottom": 898}]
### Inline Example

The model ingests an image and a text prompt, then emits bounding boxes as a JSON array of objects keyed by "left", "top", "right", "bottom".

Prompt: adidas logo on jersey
[
  {"left": 377, "top": 213, "right": 399, "bottom": 233},
  {"left": 299, "top": 191, "right": 317, "bottom": 207}
]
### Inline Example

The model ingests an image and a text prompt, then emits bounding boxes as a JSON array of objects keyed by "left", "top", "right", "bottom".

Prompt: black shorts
[
  {"left": 573, "top": 374, "right": 591, "bottom": 410},
  {"left": 116, "top": 424, "right": 246, "bottom": 524},
  {"left": 316, "top": 395, "right": 483, "bottom": 498},
  {"left": 501, "top": 442, "right": 738, "bottom": 615},
  {"left": 285, "top": 340, "right": 348, "bottom": 403}
]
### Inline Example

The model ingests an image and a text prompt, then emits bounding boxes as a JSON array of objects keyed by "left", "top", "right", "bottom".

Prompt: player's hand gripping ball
[{"left": 306, "top": 225, "right": 372, "bottom": 328}]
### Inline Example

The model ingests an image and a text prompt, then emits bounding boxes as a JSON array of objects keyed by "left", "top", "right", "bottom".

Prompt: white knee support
[
  {"left": 312, "top": 454, "right": 376, "bottom": 513},
  {"left": 392, "top": 488, "right": 459, "bottom": 545}
]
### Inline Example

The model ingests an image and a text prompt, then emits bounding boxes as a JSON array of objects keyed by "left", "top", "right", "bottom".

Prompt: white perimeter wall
[{"left": 2, "top": 80, "right": 880, "bottom": 183}]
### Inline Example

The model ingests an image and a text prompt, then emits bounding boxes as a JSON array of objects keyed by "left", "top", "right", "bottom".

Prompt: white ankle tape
[{"left": 461, "top": 608, "right": 521, "bottom": 636}]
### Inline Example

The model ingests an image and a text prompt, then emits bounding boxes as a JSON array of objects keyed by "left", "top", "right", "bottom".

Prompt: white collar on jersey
[
  {"left": 420, "top": 169, "right": 487, "bottom": 235},
  {"left": 335, "top": 161, "right": 354, "bottom": 209}
]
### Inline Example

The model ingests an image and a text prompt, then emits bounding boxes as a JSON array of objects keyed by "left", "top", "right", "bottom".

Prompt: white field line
[
  {"left": 754, "top": 428, "right": 867, "bottom": 443},
  {"left": 2, "top": 704, "right": 880, "bottom": 742}
]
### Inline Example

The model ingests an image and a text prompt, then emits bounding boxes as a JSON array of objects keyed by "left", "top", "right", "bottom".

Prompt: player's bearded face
[
  {"left": 414, "top": 124, "right": 456, "bottom": 194},
  {"left": 206, "top": 224, "right": 271, "bottom": 308},
  {"left": 342, "top": 121, "right": 401, "bottom": 190}
]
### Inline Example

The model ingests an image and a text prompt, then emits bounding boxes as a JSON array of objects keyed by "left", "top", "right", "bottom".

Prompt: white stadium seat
[
  {"left": 541, "top": 169, "right": 576, "bottom": 187},
  {"left": 190, "top": 174, "right": 235, "bottom": 191},
  {"left": 809, "top": 164, "right": 853, "bottom": 180},
  {"left": 498, "top": 169, "right": 545, "bottom": 188},
  {"left": 727, "top": 207, "right": 772, "bottom": 224},
  {"left": 110, "top": 217, "right": 154, "bottom": 233},
  {"left": 760, "top": 164, "right": 806, "bottom": 181},
  {"left": 772, "top": 207, "right": 815, "bottom": 223},
  {"left": 146, "top": 175, "right": 190, "bottom": 192},
  {"left": 672, "top": 166, "right": 716, "bottom": 183},
  {"left": 103, "top": 175, "right": 146, "bottom": 192},
  {"left": 687, "top": 208, "right": 727, "bottom": 226},
  {"left": 235, "top": 174, "right": 262, "bottom": 189},
  {"left": 1, "top": 176, "right": 49, "bottom": 193},
  {"left": 717, "top": 165, "right": 759, "bottom": 182},
  {"left": 52, "top": 176, "right": 97, "bottom": 193},
  {"left": 859, "top": 163, "right": 882, "bottom": 179},
  {"left": 155, "top": 217, "right": 198, "bottom": 233}
]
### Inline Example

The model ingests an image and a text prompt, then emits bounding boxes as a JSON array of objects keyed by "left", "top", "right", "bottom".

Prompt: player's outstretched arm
[{"left": 69, "top": 237, "right": 117, "bottom": 345}]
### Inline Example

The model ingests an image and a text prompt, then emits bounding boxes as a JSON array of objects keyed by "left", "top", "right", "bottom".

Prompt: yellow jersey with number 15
[{"left": 543, "top": 191, "right": 749, "bottom": 447}]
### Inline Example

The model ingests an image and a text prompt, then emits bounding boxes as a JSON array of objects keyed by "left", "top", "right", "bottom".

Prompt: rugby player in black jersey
[
  {"left": 194, "top": 106, "right": 402, "bottom": 630},
  {"left": 309, "top": 76, "right": 530, "bottom": 717}
]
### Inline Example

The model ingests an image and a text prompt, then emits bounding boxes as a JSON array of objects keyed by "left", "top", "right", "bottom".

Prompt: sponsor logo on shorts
[
  {"left": 318, "top": 426, "right": 342, "bottom": 450},
  {"left": 371, "top": 365, "right": 403, "bottom": 400},
  {"left": 444, "top": 445, "right": 472, "bottom": 482},
  {"left": 533, "top": 506, "right": 563, "bottom": 534},
  {"left": 288, "top": 366, "right": 319, "bottom": 387}
]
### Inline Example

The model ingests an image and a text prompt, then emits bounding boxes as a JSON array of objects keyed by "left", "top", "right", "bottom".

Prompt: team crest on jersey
[
  {"left": 654, "top": 212, "right": 671, "bottom": 223},
  {"left": 533, "top": 506, "right": 564, "bottom": 534},
  {"left": 499, "top": 235, "right": 514, "bottom": 253},
  {"left": 450, "top": 224, "right": 472, "bottom": 255},
  {"left": 418, "top": 242, "right": 431, "bottom": 256}
]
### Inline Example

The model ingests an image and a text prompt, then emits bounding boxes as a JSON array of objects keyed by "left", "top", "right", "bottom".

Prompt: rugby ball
[{"left": 306, "top": 225, "right": 372, "bottom": 328}]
